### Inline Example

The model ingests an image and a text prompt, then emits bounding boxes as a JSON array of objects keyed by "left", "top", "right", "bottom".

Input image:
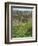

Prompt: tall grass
[{"left": 11, "top": 21, "right": 32, "bottom": 38}]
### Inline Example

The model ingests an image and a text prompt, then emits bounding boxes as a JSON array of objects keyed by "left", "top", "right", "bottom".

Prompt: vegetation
[{"left": 11, "top": 8, "right": 32, "bottom": 38}]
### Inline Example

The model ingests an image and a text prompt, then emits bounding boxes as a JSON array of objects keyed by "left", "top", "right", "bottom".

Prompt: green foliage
[
  {"left": 11, "top": 10, "right": 32, "bottom": 38},
  {"left": 11, "top": 21, "right": 32, "bottom": 38}
]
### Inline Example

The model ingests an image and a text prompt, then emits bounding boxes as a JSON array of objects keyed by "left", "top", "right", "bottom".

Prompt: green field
[{"left": 11, "top": 21, "right": 32, "bottom": 38}]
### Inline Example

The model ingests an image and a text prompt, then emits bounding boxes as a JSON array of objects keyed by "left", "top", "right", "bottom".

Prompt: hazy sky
[{"left": 12, "top": 8, "right": 32, "bottom": 11}]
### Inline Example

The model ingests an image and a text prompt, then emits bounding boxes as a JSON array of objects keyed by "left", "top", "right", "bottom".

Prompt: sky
[{"left": 12, "top": 8, "right": 32, "bottom": 11}]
